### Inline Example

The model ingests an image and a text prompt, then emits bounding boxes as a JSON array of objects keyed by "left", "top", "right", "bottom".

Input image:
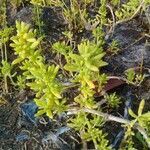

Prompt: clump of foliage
[
  {"left": 11, "top": 21, "right": 66, "bottom": 118},
  {"left": 104, "top": 92, "right": 121, "bottom": 108},
  {"left": 0, "top": 0, "right": 14, "bottom": 93},
  {"left": 69, "top": 113, "right": 111, "bottom": 150},
  {"left": 107, "top": 40, "right": 120, "bottom": 55},
  {"left": 114, "top": 0, "right": 150, "bottom": 23},
  {"left": 0, "top": 27, "right": 14, "bottom": 61},
  {"left": 52, "top": 0, "right": 94, "bottom": 31},
  {"left": 125, "top": 68, "right": 145, "bottom": 86},
  {"left": 11, "top": 21, "right": 111, "bottom": 149},
  {"left": 120, "top": 99, "right": 150, "bottom": 149},
  {"left": 30, "top": 0, "right": 44, "bottom": 35}
]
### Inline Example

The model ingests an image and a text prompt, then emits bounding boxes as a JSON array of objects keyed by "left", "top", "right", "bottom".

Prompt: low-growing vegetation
[{"left": 0, "top": 0, "right": 150, "bottom": 149}]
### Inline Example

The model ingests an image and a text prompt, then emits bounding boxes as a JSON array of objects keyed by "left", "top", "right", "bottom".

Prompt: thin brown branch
[
  {"left": 67, "top": 107, "right": 130, "bottom": 124},
  {"left": 106, "top": 4, "right": 116, "bottom": 36}
]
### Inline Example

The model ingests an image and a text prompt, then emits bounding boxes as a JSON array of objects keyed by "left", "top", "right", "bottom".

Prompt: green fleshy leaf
[
  {"left": 129, "top": 108, "right": 137, "bottom": 118},
  {"left": 138, "top": 99, "right": 145, "bottom": 116}
]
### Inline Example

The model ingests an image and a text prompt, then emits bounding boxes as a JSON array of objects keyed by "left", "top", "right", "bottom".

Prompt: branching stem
[{"left": 67, "top": 107, "right": 150, "bottom": 148}]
